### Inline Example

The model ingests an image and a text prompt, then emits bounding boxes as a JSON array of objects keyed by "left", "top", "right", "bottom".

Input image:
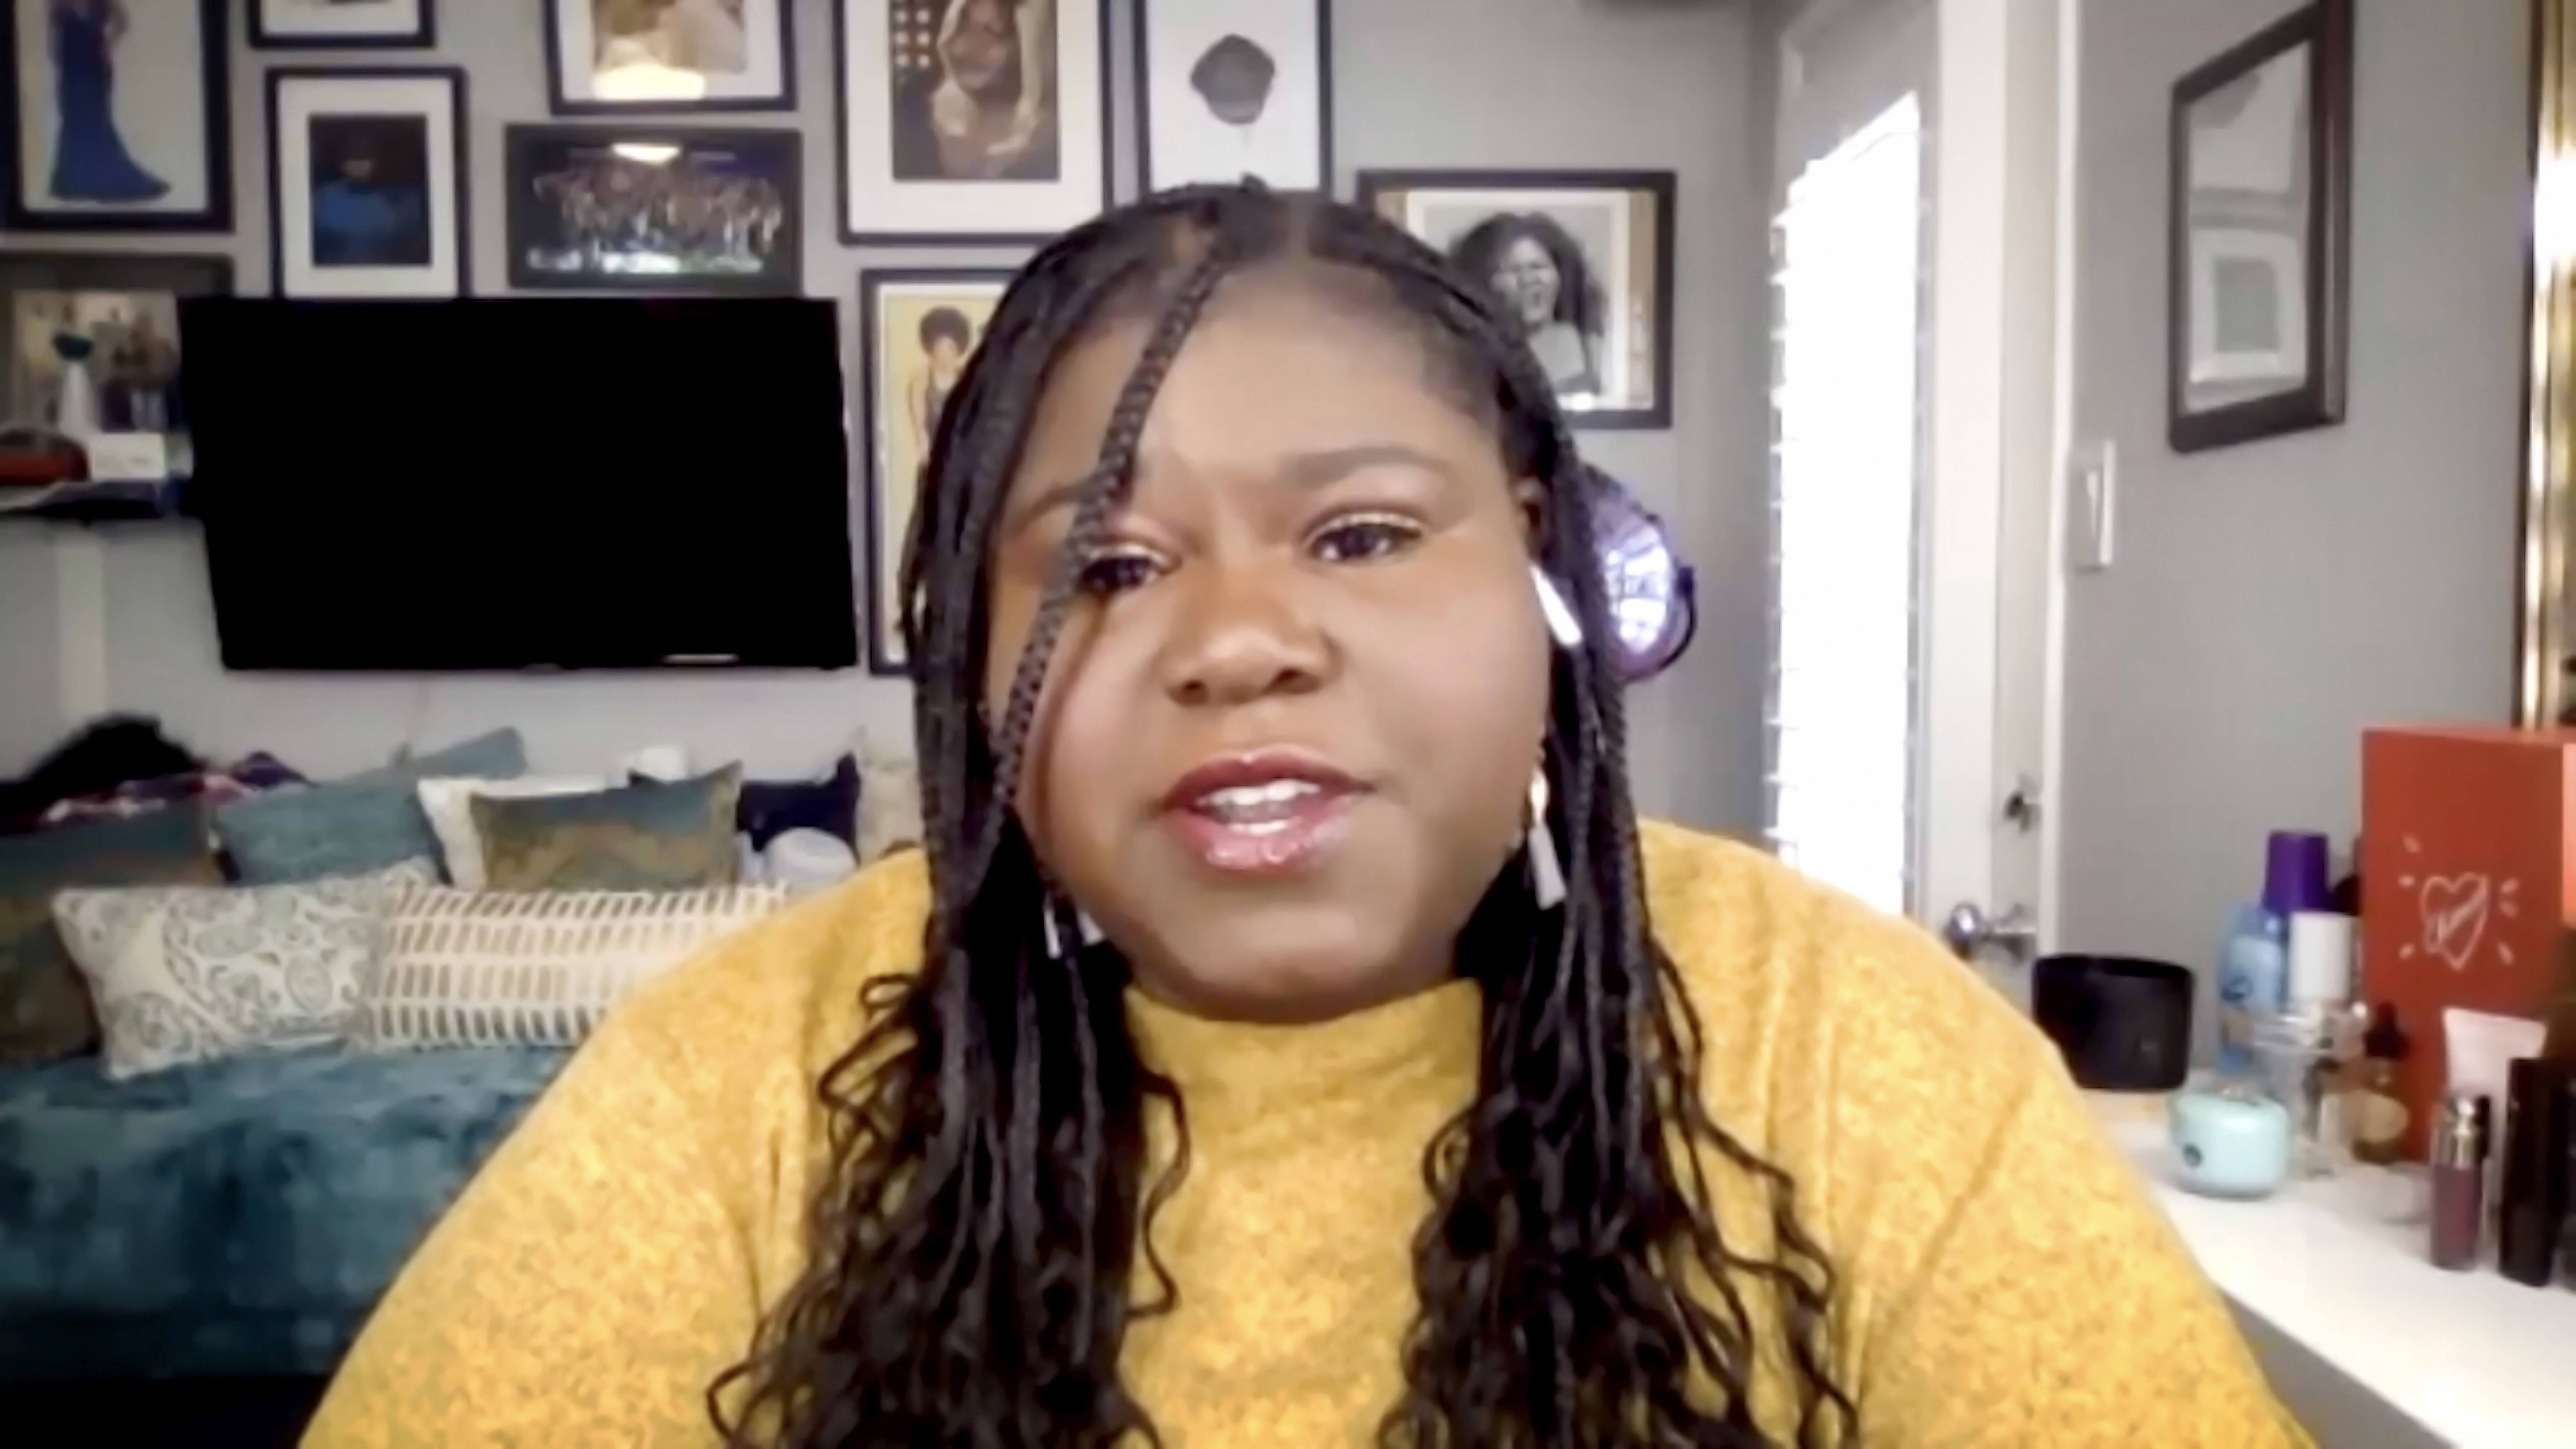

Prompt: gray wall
[
  {"left": 0, "top": 531, "right": 57, "bottom": 771},
  {"left": 0, "top": 0, "right": 1772, "bottom": 834},
  {"left": 2057, "top": 0, "right": 2527, "bottom": 981}
]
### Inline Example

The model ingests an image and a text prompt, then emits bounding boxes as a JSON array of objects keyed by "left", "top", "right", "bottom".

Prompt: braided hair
[{"left": 711, "top": 186, "right": 1858, "bottom": 1448}]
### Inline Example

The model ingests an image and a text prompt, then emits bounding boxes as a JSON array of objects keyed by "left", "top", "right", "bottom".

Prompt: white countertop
[{"left": 2101, "top": 1112, "right": 2576, "bottom": 1448}]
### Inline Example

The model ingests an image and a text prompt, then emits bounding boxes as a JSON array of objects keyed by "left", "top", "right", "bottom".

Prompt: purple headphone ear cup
[{"left": 1580, "top": 465, "right": 1696, "bottom": 682}]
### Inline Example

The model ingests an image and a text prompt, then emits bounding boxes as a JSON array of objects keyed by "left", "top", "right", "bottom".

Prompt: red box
[{"left": 2359, "top": 726, "right": 2574, "bottom": 1158}]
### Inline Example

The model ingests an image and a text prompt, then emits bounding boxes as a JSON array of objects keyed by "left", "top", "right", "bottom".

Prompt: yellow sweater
[{"left": 306, "top": 824, "right": 2301, "bottom": 1447}]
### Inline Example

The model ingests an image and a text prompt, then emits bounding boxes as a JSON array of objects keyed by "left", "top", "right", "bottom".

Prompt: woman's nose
[{"left": 1155, "top": 557, "right": 1331, "bottom": 709}]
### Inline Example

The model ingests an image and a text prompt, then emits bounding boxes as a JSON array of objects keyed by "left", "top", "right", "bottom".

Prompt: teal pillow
[
  {"left": 473, "top": 766, "right": 743, "bottom": 891},
  {"left": 216, "top": 729, "right": 527, "bottom": 884},
  {"left": 0, "top": 806, "right": 222, "bottom": 1064}
]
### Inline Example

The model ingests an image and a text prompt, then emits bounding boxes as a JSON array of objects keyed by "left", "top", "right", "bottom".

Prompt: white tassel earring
[
  {"left": 1525, "top": 767, "right": 1567, "bottom": 910},
  {"left": 1532, "top": 565, "right": 1583, "bottom": 650},
  {"left": 1040, "top": 896, "right": 1107, "bottom": 960}
]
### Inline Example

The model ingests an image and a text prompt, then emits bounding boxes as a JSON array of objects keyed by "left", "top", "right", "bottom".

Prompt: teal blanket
[{"left": 0, "top": 1045, "right": 567, "bottom": 1380}]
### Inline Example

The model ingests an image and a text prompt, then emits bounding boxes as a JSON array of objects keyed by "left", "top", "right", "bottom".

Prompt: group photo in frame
[
  {"left": 859, "top": 267, "right": 1013, "bottom": 675},
  {"left": 250, "top": 0, "right": 434, "bottom": 49},
  {"left": 545, "top": 0, "right": 794, "bottom": 114},
  {"left": 0, "top": 250, "right": 232, "bottom": 489},
  {"left": 267, "top": 67, "right": 470, "bottom": 299},
  {"left": 1359, "top": 169, "right": 1678, "bottom": 430},
  {"left": 835, "top": 0, "right": 1111, "bottom": 243},
  {"left": 505, "top": 125, "right": 802, "bottom": 294},
  {"left": 2, "top": 0, "right": 232, "bottom": 232},
  {"left": 1134, "top": 0, "right": 1329, "bottom": 194}
]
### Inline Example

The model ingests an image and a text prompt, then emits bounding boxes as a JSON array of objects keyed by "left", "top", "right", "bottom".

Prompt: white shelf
[{"left": 2102, "top": 1113, "right": 2576, "bottom": 1448}]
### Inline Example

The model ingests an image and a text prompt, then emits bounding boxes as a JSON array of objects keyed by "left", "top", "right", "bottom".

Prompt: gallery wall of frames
[{"left": 0, "top": 0, "right": 1680, "bottom": 678}]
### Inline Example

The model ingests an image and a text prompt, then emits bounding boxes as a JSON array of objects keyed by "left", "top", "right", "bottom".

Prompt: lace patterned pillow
[{"left": 51, "top": 859, "right": 438, "bottom": 1079}]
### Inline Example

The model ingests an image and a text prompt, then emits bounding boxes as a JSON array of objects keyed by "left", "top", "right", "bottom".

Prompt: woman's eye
[
  {"left": 1310, "top": 516, "right": 1423, "bottom": 565},
  {"left": 1077, "top": 549, "right": 1163, "bottom": 596}
]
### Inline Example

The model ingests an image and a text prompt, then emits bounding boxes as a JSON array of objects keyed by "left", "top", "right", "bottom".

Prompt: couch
[{"left": 0, "top": 1043, "right": 567, "bottom": 1381}]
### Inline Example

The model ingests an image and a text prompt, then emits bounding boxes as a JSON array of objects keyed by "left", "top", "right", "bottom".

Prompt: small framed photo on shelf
[
  {"left": 545, "top": 0, "right": 794, "bottom": 114},
  {"left": 1359, "top": 169, "right": 1677, "bottom": 431},
  {"left": 1, "top": 0, "right": 232, "bottom": 232},
  {"left": 267, "top": 67, "right": 470, "bottom": 299},
  {"left": 250, "top": 0, "right": 434, "bottom": 49},
  {"left": 1134, "top": 0, "right": 1329, "bottom": 194},
  {"left": 0, "top": 251, "right": 232, "bottom": 496},
  {"left": 835, "top": 0, "right": 1110, "bottom": 244},
  {"left": 506, "top": 125, "right": 802, "bottom": 294},
  {"left": 859, "top": 267, "right": 1014, "bottom": 675}
]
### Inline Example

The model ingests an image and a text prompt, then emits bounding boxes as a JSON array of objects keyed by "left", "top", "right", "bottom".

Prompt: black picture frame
[
  {"left": 504, "top": 125, "right": 803, "bottom": 295},
  {"left": 249, "top": 0, "right": 436, "bottom": 49},
  {"left": 265, "top": 66, "right": 473, "bottom": 299},
  {"left": 2166, "top": 0, "right": 2352, "bottom": 453},
  {"left": 858, "top": 266, "right": 1016, "bottom": 676},
  {"left": 1357, "top": 168, "right": 1679, "bottom": 431},
  {"left": 1132, "top": 0, "right": 1332, "bottom": 196},
  {"left": 0, "top": 0, "right": 233, "bottom": 233},
  {"left": 0, "top": 250, "right": 235, "bottom": 519},
  {"left": 833, "top": 0, "right": 1115, "bottom": 246},
  {"left": 543, "top": 0, "right": 797, "bottom": 115}
]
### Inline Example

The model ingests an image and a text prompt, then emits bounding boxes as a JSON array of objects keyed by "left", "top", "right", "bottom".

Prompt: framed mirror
[
  {"left": 2166, "top": 0, "right": 2352, "bottom": 453},
  {"left": 2522, "top": 0, "right": 2576, "bottom": 725}
]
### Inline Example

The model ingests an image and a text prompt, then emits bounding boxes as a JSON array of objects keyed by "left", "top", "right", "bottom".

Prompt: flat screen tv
[{"left": 183, "top": 297, "right": 859, "bottom": 671}]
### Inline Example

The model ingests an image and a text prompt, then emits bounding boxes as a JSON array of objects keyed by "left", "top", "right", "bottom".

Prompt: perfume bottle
[{"left": 2430, "top": 1092, "right": 2487, "bottom": 1270}]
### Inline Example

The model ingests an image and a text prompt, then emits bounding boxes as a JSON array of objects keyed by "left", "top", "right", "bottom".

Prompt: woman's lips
[{"left": 1158, "top": 751, "right": 1363, "bottom": 877}]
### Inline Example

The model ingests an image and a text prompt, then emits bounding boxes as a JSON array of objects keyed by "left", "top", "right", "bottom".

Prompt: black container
[
  {"left": 2031, "top": 955, "right": 2195, "bottom": 1092},
  {"left": 2497, "top": 1058, "right": 2572, "bottom": 1288}
]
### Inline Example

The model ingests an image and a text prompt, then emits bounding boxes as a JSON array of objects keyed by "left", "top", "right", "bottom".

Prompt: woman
[
  {"left": 46, "top": 0, "right": 167, "bottom": 205},
  {"left": 1449, "top": 212, "right": 1605, "bottom": 400},
  {"left": 305, "top": 188, "right": 2301, "bottom": 1447},
  {"left": 907, "top": 306, "right": 977, "bottom": 463},
  {"left": 892, "top": 0, "right": 1059, "bottom": 182}
]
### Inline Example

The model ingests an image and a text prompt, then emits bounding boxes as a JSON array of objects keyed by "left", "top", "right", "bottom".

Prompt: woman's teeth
[{"left": 1194, "top": 780, "right": 1321, "bottom": 825}]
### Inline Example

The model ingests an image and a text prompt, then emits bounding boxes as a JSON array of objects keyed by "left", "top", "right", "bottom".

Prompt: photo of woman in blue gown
[{"left": 46, "top": 0, "right": 169, "bottom": 204}]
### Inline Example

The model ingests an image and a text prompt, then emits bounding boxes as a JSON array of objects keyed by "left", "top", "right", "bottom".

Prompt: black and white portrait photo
[
  {"left": 250, "top": 0, "right": 433, "bottom": 49},
  {"left": 546, "top": 0, "right": 792, "bottom": 113},
  {"left": 1135, "top": 0, "right": 1326, "bottom": 193},
  {"left": 268, "top": 69, "right": 468, "bottom": 298},
  {"left": 838, "top": 0, "right": 1107, "bottom": 243},
  {"left": 1361, "top": 170, "right": 1677, "bottom": 430},
  {"left": 3, "top": 0, "right": 231, "bottom": 231},
  {"left": 507, "top": 125, "right": 800, "bottom": 294}
]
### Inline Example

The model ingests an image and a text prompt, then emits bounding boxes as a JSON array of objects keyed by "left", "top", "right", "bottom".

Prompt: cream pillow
[
  {"left": 51, "top": 859, "right": 437, "bottom": 1079},
  {"left": 416, "top": 775, "right": 607, "bottom": 888},
  {"left": 355, "top": 884, "right": 787, "bottom": 1051}
]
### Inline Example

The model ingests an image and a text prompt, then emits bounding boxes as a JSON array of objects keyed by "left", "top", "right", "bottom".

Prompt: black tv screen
[{"left": 184, "top": 297, "right": 859, "bottom": 671}]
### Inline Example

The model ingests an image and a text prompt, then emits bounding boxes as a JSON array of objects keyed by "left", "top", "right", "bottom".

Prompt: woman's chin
[{"left": 1138, "top": 922, "right": 1436, "bottom": 1025}]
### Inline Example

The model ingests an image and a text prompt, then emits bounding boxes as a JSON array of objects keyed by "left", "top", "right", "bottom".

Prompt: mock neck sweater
[{"left": 305, "top": 823, "right": 2304, "bottom": 1447}]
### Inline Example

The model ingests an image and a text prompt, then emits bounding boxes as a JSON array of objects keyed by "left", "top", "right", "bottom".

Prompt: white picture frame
[
  {"left": 267, "top": 68, "right": 470, "bottom": 300},
  {"left": 250, "top": 0, "right": 434, "bottom": 49},
  {"left": 545, "top": 0, "right": 794, "bottom": 115},
  {"left": 3, "top": 0, "right": 231, "bottom": 232},
  {"left": 1134, "top": 0, "right": 1328, "bottom": 194},
  {"left": 836, "top": 0, "right": 1110, "bottom": 243}
]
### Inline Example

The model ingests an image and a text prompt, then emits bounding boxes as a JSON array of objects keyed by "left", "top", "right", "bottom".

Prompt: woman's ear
[{"left": 1511, "top": 477, "right": 1546, "bottom": 554}]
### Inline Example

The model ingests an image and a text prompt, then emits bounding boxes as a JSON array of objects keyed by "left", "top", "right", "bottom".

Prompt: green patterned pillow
[
  {"left": 0, "top": 807, "right": 223, "bottom": 1065},
  {"left": 472, "top": 766, "right": 743, "bottom": 892}
]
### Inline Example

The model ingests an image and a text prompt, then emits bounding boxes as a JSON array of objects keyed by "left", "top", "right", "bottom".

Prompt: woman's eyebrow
[{"left": 1001, "top": 445, "right": 1456, "bottom": 540}]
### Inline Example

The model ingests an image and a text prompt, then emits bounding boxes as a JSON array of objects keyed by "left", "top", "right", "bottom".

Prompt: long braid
[{"left": 718, "top": 185, "right": 1857, "bottom": 1449}]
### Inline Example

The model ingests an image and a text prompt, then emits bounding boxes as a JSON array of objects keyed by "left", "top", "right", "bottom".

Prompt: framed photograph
[
  {"left": 860, "top": 268, "right": 1013, "bottom": 675},
  {"left": 506, "top": 125, "right": 801, "bottom": 294},
  {"left": 1359, "top": 169, "right": 1677, "bottom": 430},
  {"left": 2167, "top": 0, "right": 2350, "bottom": 453},
  {"left": 545, "top": 0, "right": 794, "bottom": 114},
  {"left": 835, "top": 0, "right": 1111, "bottom": 244},
  {"left": 267, "top": 67, "right": 470, "bottom": 299},
  {"left": 2, "top": 0, "right": 232, "bottom": 232},
  {"left": 1, "top": 251, "right": 231, "bottom": 490},
  {"left": 250, "top": 0, "right": 434, "bottom": 48},
  {"left": 1134, "top": 0, "right": 1328, "bottom": 194}
]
